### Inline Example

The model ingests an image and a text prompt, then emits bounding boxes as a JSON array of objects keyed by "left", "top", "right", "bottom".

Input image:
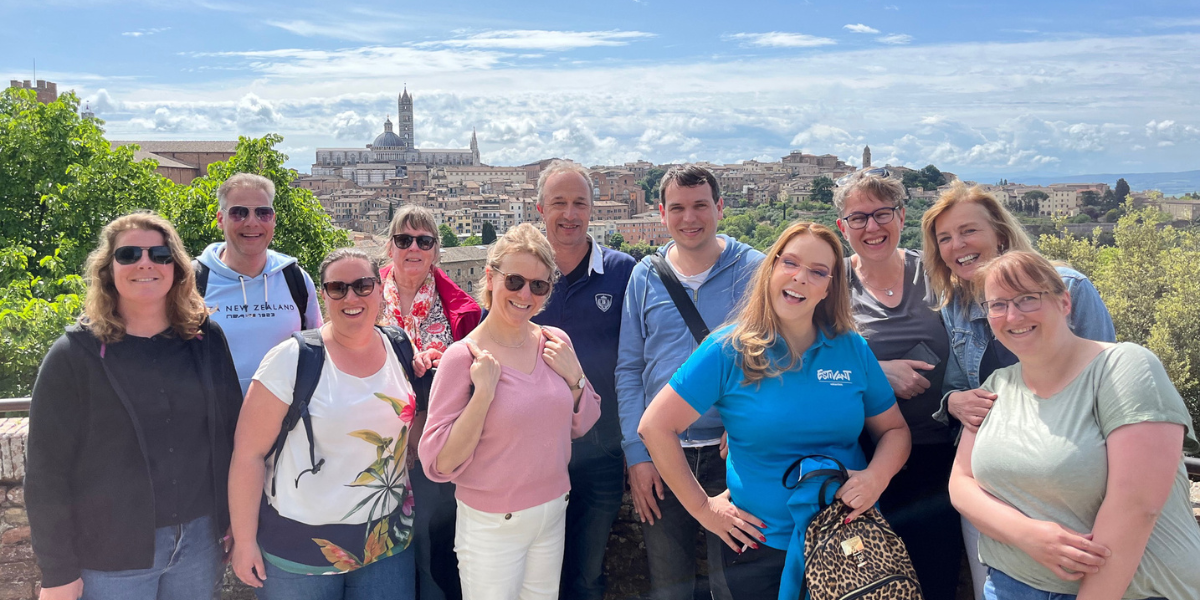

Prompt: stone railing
[{"left": 0, "top": 417, "right": 36, "bottom": 600}]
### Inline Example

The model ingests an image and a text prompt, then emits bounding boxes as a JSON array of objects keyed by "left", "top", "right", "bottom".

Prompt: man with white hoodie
[{"left": 195, "top": 173, "right": 323, "bottom": 395}]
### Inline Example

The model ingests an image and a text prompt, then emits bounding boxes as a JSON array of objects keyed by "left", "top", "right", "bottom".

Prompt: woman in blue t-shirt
[{"left": 639, "top": 221, "right": 912, "bottom": 600}]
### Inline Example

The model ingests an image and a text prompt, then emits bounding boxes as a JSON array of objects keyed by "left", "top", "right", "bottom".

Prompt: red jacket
[{"left": 381, "top": 264, "right": 482, "bottom": 341}]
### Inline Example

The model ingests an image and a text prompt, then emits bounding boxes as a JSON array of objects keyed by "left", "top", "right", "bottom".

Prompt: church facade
[{"left": 312, "top": 87, "right": 480, "bottom": 183}]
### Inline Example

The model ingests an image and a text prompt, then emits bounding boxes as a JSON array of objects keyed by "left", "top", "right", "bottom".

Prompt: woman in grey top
[
  {"left": 834, "top": 169, "right": 960, "bottom": 600},
  {"left": 949, "top": 251, "right": 1199, "bottom": 600}
]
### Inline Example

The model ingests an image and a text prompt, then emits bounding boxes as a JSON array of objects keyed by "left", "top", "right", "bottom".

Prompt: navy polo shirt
[{"left": 533, "top": 237, "right": 636, "bottom": 452}]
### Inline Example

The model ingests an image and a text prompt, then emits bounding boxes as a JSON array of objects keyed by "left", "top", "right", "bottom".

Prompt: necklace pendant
[{"left": 885, "top": 289, "right": 894, "bottom": 296}]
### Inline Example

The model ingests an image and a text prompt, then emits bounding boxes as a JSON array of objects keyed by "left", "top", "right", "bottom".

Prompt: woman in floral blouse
[{"left": 381, "top": 204, "right": 482, "bottom": 600}]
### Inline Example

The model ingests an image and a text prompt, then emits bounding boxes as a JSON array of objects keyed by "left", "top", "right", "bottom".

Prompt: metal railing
[{"left": 1, "top": 397, "right": 1198, "bottom": 476}]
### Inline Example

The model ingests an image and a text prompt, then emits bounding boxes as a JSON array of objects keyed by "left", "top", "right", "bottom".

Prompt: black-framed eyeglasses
[
  {"left": 224, "top": 205, "right": 276, "bottom": 223},
  {"left": 393, "top": 233, "right": 437, "bottom": 251},
  {"left": 493, "top": 269, "right": 552, "bottom": 296},
  {"left": 322, "top": 276, "right": 379, "bottom": 300},
  {"left": 840, "top": 206, "right": 899, "bottom": 230},
  {"left": 835, "top": 167, "right": 891, "bottom": 187},
  {"left": 980, "top": 292, "right": 1047, "bottom": 318},
  {"left": 114, "top": 245, "right": 174, "bottom": 265}
]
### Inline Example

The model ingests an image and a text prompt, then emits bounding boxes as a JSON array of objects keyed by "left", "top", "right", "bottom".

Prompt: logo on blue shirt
[
  {"left": 817, "top": 369, "right": 853, "bottom": 385},
  {"left": 595, "top": 293, "right": 613, "bottom": 312}
]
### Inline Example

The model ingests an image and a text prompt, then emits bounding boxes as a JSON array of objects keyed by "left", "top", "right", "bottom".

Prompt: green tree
[
  {"left": 1114, "top": 178, "right": 1131, "bottom": 204},
  {"left": 462, "top": 235, "right": 483, "bottom": 246},
  {"left": 607, "top": 232, "right": 625, "bottom": 248},
  {"left": 638, "top": 167, "right": 666, "bottom": 205},
  {"left": 440, "top": 224, "right": 460, "bottom": 248},
  {"left": 811, "top": 177, "right": 835, "bottom": 204},
  {"left": 902, "top": 165, "right": 947, "bottom": 192},
  {"left": 621, "top": 242, "right": 657, "bottom": 261},
  {"left": 481, "top": 222, "right": 497, "bottom": 245}
]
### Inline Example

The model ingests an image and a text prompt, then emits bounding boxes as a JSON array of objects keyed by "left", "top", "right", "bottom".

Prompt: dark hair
[
  {"left": 319, "top": 247, "right": 379, "bottom": 284},
  {"left": 659, "top": 164, "right": 720, "bottom": 207}
]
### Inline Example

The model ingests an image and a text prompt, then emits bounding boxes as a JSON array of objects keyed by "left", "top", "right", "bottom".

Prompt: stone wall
[{"left": 0, "top": 418, "right": 37, "bottom": 600}]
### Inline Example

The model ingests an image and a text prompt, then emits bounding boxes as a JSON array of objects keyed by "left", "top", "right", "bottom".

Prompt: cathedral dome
[{"left": 372, "top": 117, "right": 403, "bottom": 148}]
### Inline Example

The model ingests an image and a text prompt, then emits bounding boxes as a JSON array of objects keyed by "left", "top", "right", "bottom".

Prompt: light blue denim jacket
[{"left": 933, "top": 265, "right": 1116, "bottom": 425}]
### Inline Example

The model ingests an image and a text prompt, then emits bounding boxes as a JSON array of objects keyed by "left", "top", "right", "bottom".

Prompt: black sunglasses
[
  {"left": 322, "top": 276, "right": 379, "bottom": 300},
  {"left": 393, "top": 233, "right": 437, "bottom": 251},
  {"left": 224, "top": 205, "right": 276, "bottom": 223},
  {"left": 114, "top": 245, "right": 174, "bottom": 265},
  {"left": 493, "top": 269, "right": 552, "bottom": 296}
]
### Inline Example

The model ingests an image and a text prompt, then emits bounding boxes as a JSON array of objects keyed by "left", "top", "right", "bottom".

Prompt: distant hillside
[{"left": 989, "top": 170, "right": 1200, "bottom": 196}]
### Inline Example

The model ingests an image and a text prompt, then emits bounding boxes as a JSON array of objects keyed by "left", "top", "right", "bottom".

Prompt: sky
[{"left": 4, "top": 0, "right": 1199, "bottom": 180}]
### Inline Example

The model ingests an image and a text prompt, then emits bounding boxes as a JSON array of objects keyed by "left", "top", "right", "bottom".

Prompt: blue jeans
[
  {"left": 80, "top": 515, "right": 222, "bottom": 600},
  {"left": 984, "top": 568, "right": 1166, "bottom": 600},
  {"left": 256, "top": 546, "right": 415, "bottom": 600},
  {"left": 559, "top": 436, "right": 626, "bottom": 600}
]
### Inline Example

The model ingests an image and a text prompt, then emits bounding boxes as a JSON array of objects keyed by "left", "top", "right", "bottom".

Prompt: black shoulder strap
[
  {"left": 782, "top": 454, "right": 850, "bottom": 510},
  {"left": 281, "top": 263, "right": 310, "bottom": 331},
  {"left": 193, "top": 260, "right": 209, "bottom": 297},
  {"left": 378, "top": 325, "right": 433, "bottom": 412},
  {"left": 270, "top": 329, "right": 326, "bottom": 495},
  {"left": 648, "top": 254, "right": 710, "bottom": 345}
]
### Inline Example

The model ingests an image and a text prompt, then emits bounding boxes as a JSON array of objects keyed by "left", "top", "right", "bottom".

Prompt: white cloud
[
  {"left": 844, "top": 24, "right": 880, "bottom": 34},
  {"left": 121, "top": 27, "right": 169, "bottom": 37},
  {"left": 189, "top": 46, "right": 508, "bottom": 78},
  {"left": 725, "top": 32, "right": 837, "bottom": 48},
  {"left": 791, "top": 124, "right": 856, "bottom": 147},
  {"left": 419, "top": 30, "right": 655, "bottom": 51},
  {"left": 878, "top": 34, "right": 913, "bottom": 45}
]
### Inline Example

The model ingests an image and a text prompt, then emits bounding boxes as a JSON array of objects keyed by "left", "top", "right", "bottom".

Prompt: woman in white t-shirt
[{"left": 228, "top": 248, "right": 421, "bottom": 600}]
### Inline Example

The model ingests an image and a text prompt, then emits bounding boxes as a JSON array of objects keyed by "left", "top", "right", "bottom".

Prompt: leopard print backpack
[{"left": 783, "top": 455, "right": 923, "bottom": 600}]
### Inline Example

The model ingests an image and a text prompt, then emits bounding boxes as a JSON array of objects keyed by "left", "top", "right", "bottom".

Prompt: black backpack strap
[
  {"left": 782, "top": 454, "right": 851, "bottom": 510},
  {"left": 193, "top": 260, "right": 209, "bottom": 297},
  {"left": 648, "top": 254, "right": 710, "bottom": 344},
  {"left": 270, "top": 329, "right": 326, "bottom": 495},
  {"left": 281, "top": 263, "right": 310, "bottom": 331},
  {"left": 378, "top": 325, "right": 433, "bottom": 411}
]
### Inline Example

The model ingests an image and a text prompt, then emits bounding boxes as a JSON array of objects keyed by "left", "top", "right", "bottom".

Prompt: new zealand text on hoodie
[{"left": 197, "top": 242, "right": 324, "bottom": 394}]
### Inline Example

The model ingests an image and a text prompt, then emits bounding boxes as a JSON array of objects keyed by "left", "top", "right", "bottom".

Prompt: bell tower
[
  {"left": 398, "top": 86, "right": 414, "bottom": 150},
  {"left": 862, "top": 145, "right": 871, "bottom": 169}
]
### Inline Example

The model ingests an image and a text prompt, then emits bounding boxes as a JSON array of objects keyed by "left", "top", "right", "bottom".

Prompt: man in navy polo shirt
[{"left": 531, "top": 160, "right": 636, "bottom": 600}]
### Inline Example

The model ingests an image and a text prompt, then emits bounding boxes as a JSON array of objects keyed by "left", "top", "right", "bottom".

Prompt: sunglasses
[
  {"left": 322, "top": 276, "right": 379, "bottom": 300},
  {"left": 392, "top": 233, "right": 437, "bottom": 251},
  {"left": 224, "top": 205, "right": 277, "bottom": 223},
  {"left": 114, "top": 245, "right": 174, "bottom": 265},
  {"left": 493, "top": 269, "right": 552, "bottom": 296}
]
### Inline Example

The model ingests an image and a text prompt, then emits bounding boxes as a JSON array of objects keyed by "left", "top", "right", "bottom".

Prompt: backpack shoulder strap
[
  {"left": 270, "top": 329, "right": 325, "bottom": 495},
  {"left": 193, "top": 260, "right": 209, "bottom": 297},
  {"left": 378, "top": 325, "right": 432, "bottom": 412},
  {"left": 282, "top": 262, "right": 310, "bottom": 331},
  {"left": 648, "top": 254, "right": 710, "bottom": 344}
]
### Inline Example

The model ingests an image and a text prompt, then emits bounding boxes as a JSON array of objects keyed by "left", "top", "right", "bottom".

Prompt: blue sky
[{"left": 4, "top": 0, "right": 1199, "bottom": 180}]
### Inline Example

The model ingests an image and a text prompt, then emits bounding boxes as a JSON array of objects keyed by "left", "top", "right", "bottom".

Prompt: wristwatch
[{"left": 570, "top": 373, "right": 587, "bottom": 391}]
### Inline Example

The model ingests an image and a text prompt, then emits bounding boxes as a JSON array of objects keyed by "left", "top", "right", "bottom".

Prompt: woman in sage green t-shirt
[{"left": 948, "top": 251, "right": 1200, "bottom": 600}]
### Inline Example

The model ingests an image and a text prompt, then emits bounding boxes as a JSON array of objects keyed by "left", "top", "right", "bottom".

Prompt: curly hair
[{"left": 82, "top": 211, "right": 208, "bottom": 343}]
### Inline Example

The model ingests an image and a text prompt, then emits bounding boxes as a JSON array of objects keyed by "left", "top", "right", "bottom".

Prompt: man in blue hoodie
[
  {"left": 616, "top": 165, "right": 764, "bottom": 600},
  {"left": 196, "top": 173, "right": 323, "bottom": 394}
]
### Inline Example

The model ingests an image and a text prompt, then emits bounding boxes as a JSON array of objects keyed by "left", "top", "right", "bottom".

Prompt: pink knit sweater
[{"left": 418, "top": 326, "right": 601, "bottom": 513}]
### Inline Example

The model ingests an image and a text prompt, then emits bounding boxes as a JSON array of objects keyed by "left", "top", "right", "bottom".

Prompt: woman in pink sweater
[{"left": 419, "top": 223, "right": 601, "bottom": 600}]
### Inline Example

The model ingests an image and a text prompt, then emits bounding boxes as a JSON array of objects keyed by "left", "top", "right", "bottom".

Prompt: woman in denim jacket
[{"left": 920, "top": 182, "right": 1115, "bottom": 600}]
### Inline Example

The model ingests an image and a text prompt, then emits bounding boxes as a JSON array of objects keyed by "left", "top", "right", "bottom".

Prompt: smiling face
[
  {"left": 388, "top": 224, "right": 438, "bottom": 284},
  {"left": 934, "top": 201, "right": 1003, "bottom": 283},
  {"left": 983, "top": 271, "right": 1070, "bottom": 357},
  {"left": 838, "top": 190, "right": 904, "bottom": 263},
  {"left": 486, "top": 251, "right": 554, "bottom": 328},
  {"left": 322, "top": 257, "right": 381, "bottom": 333},
  {"left": 661, "top": 182, "right": 724, "bottom": 253},
  {"left": 769, "top": 233, "right": 834, "bottom": 328},
  {"left": 218, "top": 186, "right": 276, "bottom": 260},
  {"left": 111, "top": 228, "right": 174, "bottom": 309},
  {"left": 538, "top": 170, "right": 592, "bottom": 252}
]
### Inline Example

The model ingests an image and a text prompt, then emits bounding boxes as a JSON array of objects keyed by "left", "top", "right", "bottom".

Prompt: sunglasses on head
[
  {"left": 393, "top": 233, "right": 437, "bottom": 250},
  {"left": 322, "top": 276, "right": 379, "bottom": 300},
  {"left": 224, "top": 205, "right": 276, "bottom": 223},
  {"left": 493, "top": 269, "right": 552, "bottom": 296},
  {"left": 114, "top": 245, "right": 174, "bottom": 265}
]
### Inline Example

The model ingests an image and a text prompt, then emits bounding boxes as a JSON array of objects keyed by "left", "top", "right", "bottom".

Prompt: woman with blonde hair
[
  {"left": 921, "top": 182, "right": 1116, "bottom": 599},
  {"left": 639, "top": 221, "right": 911, "bottom": 600},
  {"left": 26, "top": 211, "right": 243, "bottom": 600},
  {"left": 950, "top": 251, "right": 1199, "bottom": 600},
  {"left": 419, "top": 223, "right": 600, "bottom": 600}
]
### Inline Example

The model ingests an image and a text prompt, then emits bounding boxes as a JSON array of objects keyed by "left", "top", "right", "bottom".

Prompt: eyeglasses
[
  {"left": 775, "top": 255, "right": 831, "bottom": 282},
  {"left": 322, "top": 276, "right": 379, "bottom": 300},
  {"left": 840, "top": 206, "right": 899, "bottom": 230},
  {"left": 980, "top": 292, "right": 1047, "bottom": 318},
  {"left": 392, "top": 233, "right": 437, "bottom": 251},
  {"left": 835, "top": 167, "right": 891, "bottom": 187},
  {"left": 114, "top": 245, "right": 174, "bottom": 265},
  {"left": 224, "top": 205, "right": 276, "bottom": 223},
  {"left": 493, "top": 269, "right": 552, "bottom": 296}
]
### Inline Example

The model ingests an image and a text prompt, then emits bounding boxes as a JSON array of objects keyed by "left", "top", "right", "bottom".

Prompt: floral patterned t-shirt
[{"left": 252, "top": 329, "right": 416, "bottom": 574}]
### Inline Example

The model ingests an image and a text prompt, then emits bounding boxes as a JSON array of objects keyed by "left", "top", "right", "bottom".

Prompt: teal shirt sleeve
[
  {"left": 670, "top": 333, "right": 734, "bottom": 416},
  {"left": 853, "top": 332, "right": 896, "bottom": 418}
]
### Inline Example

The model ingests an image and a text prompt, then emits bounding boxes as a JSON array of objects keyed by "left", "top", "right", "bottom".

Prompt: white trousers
[{"left": 455, "top": 493, "right": 569, "bottom": 600}]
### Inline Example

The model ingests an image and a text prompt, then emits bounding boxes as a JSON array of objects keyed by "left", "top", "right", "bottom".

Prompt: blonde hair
[
  {"left": 730, "top": 222, "right": 856, "bottom": 385},
  {"left": 478, "top": 223, "right": 558, "bottom": 311},
  {"left": 82, "top": 211, "right": 208, "bottom": 343},
  {"left": 973, "top": 251, "right": 1067, "bottom": 304},
  {"left": 921, "top": 182, "right": 1034, "bottom": 308}
]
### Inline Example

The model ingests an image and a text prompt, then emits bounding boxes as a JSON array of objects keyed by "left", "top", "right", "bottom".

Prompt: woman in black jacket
[{"left": 25, "top": 211, "right": 243, "bottom": 600}]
